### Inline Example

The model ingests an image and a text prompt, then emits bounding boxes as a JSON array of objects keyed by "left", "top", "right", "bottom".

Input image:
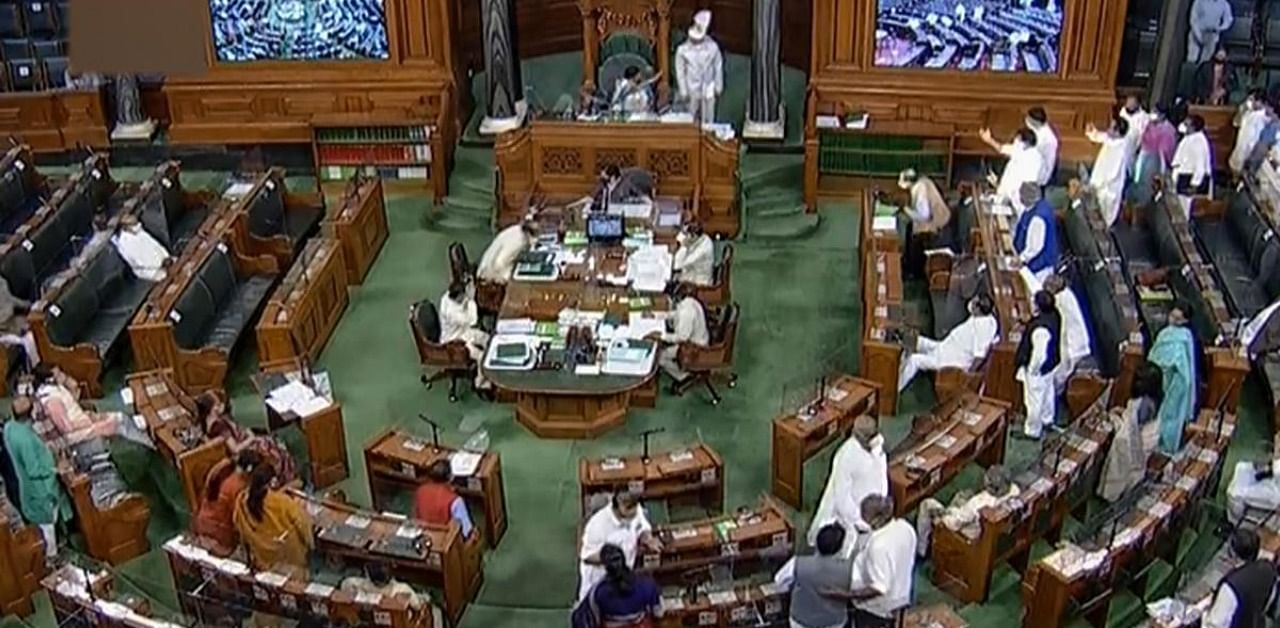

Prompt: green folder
[
  {"left": 628, "top": 297, "right": 653, "bottom": 310},
  {"left": 874, "top": 202, "right": 897, "bottom": 218},
  {"left": 534, "top": 321, "right": 560, "bottom": 337}
]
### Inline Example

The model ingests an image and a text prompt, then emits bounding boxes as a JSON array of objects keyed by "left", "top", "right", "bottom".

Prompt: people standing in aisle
[
  {"left": 1171, "top": 114, "right": 1214, "bottom": 219},
  {"left": 1, "top": 397, "right": 70, "bottom": 559},
  {"left": 978, "top": 127, "right": 1043, "bottom": 207},
  {"left": 578, "top": 492, "right": 661, "bottom": 602},
  {"left": 1086, "top": 115, "right": 1131, "bottom": 225},
  {"left": 1013, "top": 183, "right": 1060, "bottom": 283},
  {"left": 1025, "top": 106, "right": 1059, "bottom": 187},
  {"left": 821, "top": 495, "right": 917, "bottom": 628},
  {"left": 809, "top": 416, "right": 888, "bottom": 557},
  {"left": 1016, "top": 291, "right": 1062, "bottom": 440},
  {"left": 773, "top": 523, "right": 853, "bottom": 628}
]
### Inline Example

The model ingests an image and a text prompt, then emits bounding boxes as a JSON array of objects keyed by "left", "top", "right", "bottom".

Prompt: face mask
[
  {"left": 898, "top": 178, "right": 912, "bottom": 190},
  {"left": 677, "top": 232, "right": 688, "bottom": 244},
  {"left": 1178, "top": 123, "right": 1189, "bottom": 134}
]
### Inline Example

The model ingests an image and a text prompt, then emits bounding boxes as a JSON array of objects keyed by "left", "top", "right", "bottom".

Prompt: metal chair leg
[
  {"left": 704, "top": 379, "right": 721, "bottom": 406},
  {"left": 448, "top": 375, "right": 460, "bottom": 403}
]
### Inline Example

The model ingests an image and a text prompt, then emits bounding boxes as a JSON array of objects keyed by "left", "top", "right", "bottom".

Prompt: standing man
[
  {"left": 772, "top": 523, "right": 852, "bottom": 628},
  {"left": 476, "top": 220, "right": 537, "bottom": 284},
  {"left": 1172, "top": 114, "right": 1214, "bottom": 219},
  {"left": 897, "top": 294, "right": 999, "bottom": 392},
  {"left": 1201, "top": 528, "right": 1277, "bottom": 628},
  {"left": 1017, "top": 291, "right": 1062, "bottom": 440},
  {"left": 1230, "top": 90, "right": 1269, "bottom": 175},
  {"left": 578, "top": 492, "right": 661, "bottom": 601},
  {"left": 823, "top": 495, "right": 917, "bottom": 628},
  {"left": 649, "top": 284, "right": 709, "bottom": 391},
  {"left": 810, "top": 416, "right": 887, "bottom": 557},
  {"left": 1186, "top": 0, "right": 1234, "bottom": 64},
  {"left": 672, "top": 221, "right": 715, "bottom": 287},
  {"left": 1120, "top": 95, "right": 1152, "bottom": 169},
  {"left": 1147, "top": 302, "right": 1198, "bottom": 455},
  {"left": 413, "top": 460, "right": 475, "bottom": 539},
  {"left": 1025, "top": 107, "right": 1059, "bottom": 187},
  {"left": 1085, "top": 115, "right": 1131, "bottom": 225},
  {"left": 3, "top": 397, "right": 70, "bottom": 558},
  {"left": 675, "top": 10, "right": 724, "bottom": 125},
  {"left": 979, "top": 128, "right": 1043, "bottom": 207},
  {"left": 1041, "top": 275, "right": 1090, "bottom": 394},
  {"left": 895, "top": 168, "right": 954, "bottom": 271},
  {"left": 1013, "top": 183, "right": 1060, "bottom": 283}
]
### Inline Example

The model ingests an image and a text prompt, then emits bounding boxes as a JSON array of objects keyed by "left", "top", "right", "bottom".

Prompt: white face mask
[
  {"left": 1178, "top": 123, "right": 1190, "bottom": 134},
  {"left": 677, "top": 232, "right": 688, "bottom": 244}
]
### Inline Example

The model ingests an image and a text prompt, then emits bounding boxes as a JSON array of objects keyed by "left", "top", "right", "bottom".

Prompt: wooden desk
[
  {"left": 494, "top": 120, "right": 740, "bottom": 237},
  {"left": 888, "top": 394, "right": 1011, "bottom": 516},
  {"left": 322, "top": 174, "right": 389, "bottom": 285},
  {"left": 43, "top": 564, "right": 189, "bottom": 627},
  {"left": 769, "top": 374, "right": 880, "bottom": 508},
  {"left": 640, "top": 497, "right": 793, "bottom": 583},
  {"left": 861, "top": 191, "right": 908, "bottom": 415},
  {"left": 0, "top": 506, "right": 44, "bottom": 617},
  {"left": 656, "top": 578, "right": 789, "bottom": 627},
  {"left": 1019, "top": 420, "right": 1229, "bottom": 628},
  {"left": 971, "top": 194, "right": 1031, "bottom": 407},
  {"left": 255, "top": 237, "right": 350, "bottom": 367},
  {"left": 484, "top": 246, "right": 669, "bottom": 439},
  {"left": 296, "top": 491, "right": 482, "bottom": 624},
  {"left": 931, "top": 406, "right": 1115, "bottom": 604},
  {"left": 165, "top": 535, "right": 434, "bottom": 628},
  {"left": 126, "top": 370, "right": 231, "bottom": 512},
  {"left": 364, "top": 428, "right": 509, "bottom": 548},
  {"left": 253, "top": 361, "right": 350, "bottom": 488},
  {"left": 579, "top": 443, "right": 724, "bottom": 515}
]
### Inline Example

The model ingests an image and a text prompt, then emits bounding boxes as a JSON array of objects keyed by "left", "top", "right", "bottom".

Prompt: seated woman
[
  {"left": 915, "top": 465, "right": 1019, "bottom": 558},
  {"left": 192, "top": 450, "right": 261, "bottom": 557},
  {"left": 232, "top": 463, "right": 312, "bottom": 576},
  {"left": 196, "top": 392, "right": 298, "bottom": 486},
  {"left": 341, "top": 561, "right": 428, "bottom": 609},
  {"left": 32, "top": 365, "right": 152, "bottom": 449}
]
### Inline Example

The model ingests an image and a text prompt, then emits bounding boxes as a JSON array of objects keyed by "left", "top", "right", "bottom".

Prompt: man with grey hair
[
  {"left": 822, "top": 495, "right": 916, "bottom": 628},
  {"left": 1012, "top": 182, "right": 1059, "bottom": 283},
  {"left": 810, "top": 416, "right": 887, "bottom": 557},
  {"left": 914, "top": 465, "right": 1020, "bottom": 557}
]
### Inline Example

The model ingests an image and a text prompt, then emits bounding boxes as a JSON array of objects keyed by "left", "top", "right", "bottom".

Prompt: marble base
[
  {"left": 110, "top": 119, "right": 157, "bottom": 142},
  {"left": 743, "top": 104, "right": 785, "bottom": 140},
  {"left": 479, "top": 99, "right": 528, "bottom": 135}
]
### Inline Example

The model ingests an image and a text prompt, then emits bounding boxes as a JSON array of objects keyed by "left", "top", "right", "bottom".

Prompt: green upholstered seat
[
  {"left": 597, "top": 32, "right": 655, "bottom": 103},
  {"left": 46, "top": 245, "right": 154, "bottom": 357},
  {"left": 170, "top": 246, "right": 275, "bottom": 353}
]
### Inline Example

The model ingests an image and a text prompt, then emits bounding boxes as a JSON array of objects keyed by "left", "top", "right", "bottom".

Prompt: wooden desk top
[
  {"left": 295, "top": 490, "right": 460, "bottom": 569},
  {"left": 773, "top": 375, "right": 879, "bottom": 441},
  {"left": 579, "top": 443, "right": 722, "bottom": 496},
  {"left": 43, "top": 564, "right": 188, "bottom": 627},
  {"left": 973, "top": 194, "right": 1031, "bottom": 342},
  {"left": 127, "top": 370, "right": 205, "bottom": 461},
  {"left": 269, "top": 237, "right": 342, "bottom": 311},
  {"left": 984, "top": 412, "right": 1113, "bottom": 528},
  {"left": 656, "top": 577, "right": 788, "bottom": 627},
  {"left": 499, "top": 245, "right": 673, "bottom": 320},
  {"left": 641, "top": 497, "right": 793, "bottom": 576},
  {"left": 889, "top": 395, "right": 1009, "bottom": 497},
  {"left": 364, "top": 429, "right": 500, "bottom": 496}
]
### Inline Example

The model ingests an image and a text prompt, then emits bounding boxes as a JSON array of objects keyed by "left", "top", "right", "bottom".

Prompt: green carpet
[{"left": 2, "top": 165, "right": 1272, "bottom": 627}]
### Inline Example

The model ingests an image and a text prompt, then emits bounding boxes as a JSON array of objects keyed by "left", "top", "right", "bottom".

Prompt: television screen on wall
[
  {"left": 873, "top": 0, "right": 1064, "bottom": 72},
  {"left": 209, "top": 0, "right": 391, "bottom": 62}
]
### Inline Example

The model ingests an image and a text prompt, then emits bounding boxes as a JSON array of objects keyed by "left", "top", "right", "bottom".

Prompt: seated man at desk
[
  {"left": 915, "top": 465, "right": 1019, "bottom": 558},
  {"left": 1226, "top": 454, "right": 1280, "bottom": 523},
  {"left": 476, "top": 220, "right": 538, "bottom": 284},
  {"left": 672, "top": 221, "right": 714, "bottom": 287},
  {"left": 897, "top": 294, "right": 999, "bottom": 393},
  {"left": 341, "top": 561, "right": 427, "bottom": 609},
  {"left": 440, "top": 280, "right": 493, "bottom": 397},
  {"left": 413, "top": 460, "right": 474, "bottom": 538},
  {"left": 648, "top": 284, "right": 709, "bottom": 392},
  {"left": 772, "top": 523, "right": 852, "bottom": 628},
  {"left": 578, "top": 491, "right": 661, "bottom": 602},
  {"left": 610, "top": 66, "right": 659, "bottom": 115}
]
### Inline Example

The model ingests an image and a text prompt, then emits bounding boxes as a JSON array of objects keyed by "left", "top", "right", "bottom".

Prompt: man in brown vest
[{"left": 895, "top": 168, "right": 954, "bottom": 278}]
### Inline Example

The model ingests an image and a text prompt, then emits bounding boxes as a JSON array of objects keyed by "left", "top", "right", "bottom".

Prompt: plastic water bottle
[{"left": 463, "top": 429, "right": 490, "bottom": 453}]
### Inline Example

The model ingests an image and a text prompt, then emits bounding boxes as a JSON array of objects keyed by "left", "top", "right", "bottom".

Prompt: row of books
[
  {"left": 315, "top": 125, "right": 433, "bottom": 143},
  {"left": 317, "top": 144, "right": 432, "bottom": 166},
  {"left": 319, "top": 165, "right": 430, "bottom": 181}
]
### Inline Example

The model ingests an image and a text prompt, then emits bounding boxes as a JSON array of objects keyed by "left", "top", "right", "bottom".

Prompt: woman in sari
[
  {"left": 1098, "top": 365, "right": 1162, "bottom": 501},
  {"left": 232, "top": 463, "right": 312, "bottom": 574},
  {"left": 1147, "top": 303, "right": 1198, "bottom": 455},
  {"left": 195, "top": 392, "right": 298, "bottom": 486},
  {"left": 192, "top": 450, "right": 260, "bottom": 556}
]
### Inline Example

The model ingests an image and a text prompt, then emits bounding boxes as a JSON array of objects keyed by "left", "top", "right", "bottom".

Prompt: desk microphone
[
  {"left": 639, "top": 427, "right": 665, "bottom": 464},
  {"left": 418, "top": 414, "right": 442, "bottom": 451}
]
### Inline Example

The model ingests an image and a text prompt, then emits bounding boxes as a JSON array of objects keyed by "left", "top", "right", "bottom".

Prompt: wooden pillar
[{"left": 580, "top": 1, "right": 598, "bottom": 98}]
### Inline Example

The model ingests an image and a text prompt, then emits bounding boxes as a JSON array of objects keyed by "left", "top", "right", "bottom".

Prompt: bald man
[
  {"left": 822, "top": 495, "right": 917, "bottom": 628},
  {"left": 810, "top": 416, "right": 887, "bottom": 557}
]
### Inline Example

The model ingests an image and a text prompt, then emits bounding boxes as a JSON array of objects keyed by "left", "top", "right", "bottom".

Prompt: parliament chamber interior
[{"left": 2, "top": 0, "right": 1280, "bottom": 627}]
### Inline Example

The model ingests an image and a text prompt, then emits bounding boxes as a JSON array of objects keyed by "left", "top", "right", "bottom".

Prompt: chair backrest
[
  {"left": 0, "top": 160, "right": 33, "bottom": 222},
  {"left": 714, "top": 243, "right": 734, "bottom": 285},
  {"left": 46, "top": 245, "right": 133, "bottom": 348},
  {"left": 8, "top": 59, "right": 38, "bottom": 90},
  {"left": 41, "top": 55, "right": 65, "bottom": 88},
  {"left": 410, "top": 299, "right": 442, "bottom": 344},
  {"left": 172, "top": 246, "right": 238, "bottom": 350},
  {"left": 247, "top": 178, "right": 286, "bottom": 239},
  {"left": 448, "top": 242, "right": 471, "bottom": 285}
]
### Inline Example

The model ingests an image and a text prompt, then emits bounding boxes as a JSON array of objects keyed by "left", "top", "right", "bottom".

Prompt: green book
[
  {"left": 628, "top": 297, "right": 653, "bottom": 310},
  {"left": 712, "top": 520, "right": 738, "bottom": 542},
  {"left": 1137, "top": 285, "right": 1174, "bottom": 302},
  {"left": 874, "top": 202, "right": 897, "bottom": 218},
  {"left": 534, "top": 321, "right": 560, "bottom": 337},
  {"left": 515, "top": 262, "right": 554, "bottom": 277}
]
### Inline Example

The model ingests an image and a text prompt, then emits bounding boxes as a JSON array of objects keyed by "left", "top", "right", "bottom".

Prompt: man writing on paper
[
  {"left": 672, "top": 221, "right": 715, "bottom": 287},
  {"left": 810, "top": 416, "right": 887, "bottom": 557},
  {"left": 896, "top": 294, "right": 999, "bottom": 393},
  {"left": 979, "top": 128, "right": 1043, "bottom": 207},
  {"left": 477, "top": 220, "right": 538, "bottom": 284},
  {"left": 1148, "top": 302, "right": 1198, "bottom": 455},
  {"left": 647, "top": 284, "right": 709, "bottom": 391}
]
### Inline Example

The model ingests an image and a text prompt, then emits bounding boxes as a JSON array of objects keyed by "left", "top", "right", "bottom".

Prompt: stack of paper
[
  {"left": 495, "top": 318, "right": 535, "bottom": 335},
  {"left": 872, "top": 203, "right": 898, "bottom": 232},
  {"left": 450, "top": 450, "right": 483, "bottom": 477},
  {"left": 626, "top": 245, "right": 673, "bottom": 293},
  {"left": 266, "top": 380, "right": 331, "bottom": 418}
]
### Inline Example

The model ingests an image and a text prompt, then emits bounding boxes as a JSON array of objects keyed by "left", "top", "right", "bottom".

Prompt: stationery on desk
[
  {"left": 265, "top": 379, "right": 332, "bottom": 418},
  {"left": 872, "top": 202, "right": 898, "bottom": 232}
]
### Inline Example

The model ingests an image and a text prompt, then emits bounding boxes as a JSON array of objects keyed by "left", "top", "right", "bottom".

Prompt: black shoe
[
  {"left": 668, "top": 379, "right": 689, "bottom": 396},
  {"left": 476, "top": 388, "right": 495, "bottom": 402}
]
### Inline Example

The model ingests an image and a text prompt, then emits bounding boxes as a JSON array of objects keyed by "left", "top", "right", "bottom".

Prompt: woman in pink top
[{"left": 1135, "top": 104, "right": 1178, "bottom": 187}]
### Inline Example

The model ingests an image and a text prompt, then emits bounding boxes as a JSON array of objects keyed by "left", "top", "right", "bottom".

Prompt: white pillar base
[
  {"left": 110, "top": 119, "right": 156, "bottom": 142},
  {"left": 479, "top": 99, "right": 528, "bottom": 135},
  {"left": 743, "top": 104, "right": 785, "bottom": 140}
]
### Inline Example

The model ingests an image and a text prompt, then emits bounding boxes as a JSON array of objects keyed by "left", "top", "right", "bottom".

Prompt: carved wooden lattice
[
  {"left": 596, "top": 149, "right": 637, "bottom": 172},
  {"left": 596, "top": 0, "right": 658, "bottom": 39},
  {"left": 541, "top": 147, "right": 583, "bottom": 175},
  {"left": 647, "top": 149, "right": 689, "bottom": 179}
]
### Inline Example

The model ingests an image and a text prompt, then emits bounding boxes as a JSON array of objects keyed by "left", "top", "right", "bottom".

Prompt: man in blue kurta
[
  {"left": 1013, "top": 183, "right": 1059, "bottom": 284},
  {"left": 2, "top": 396, "right": 70, "bottom": 557},
  {"left": 1148, "top": 303, "right": 1198, "bottom": 455}
]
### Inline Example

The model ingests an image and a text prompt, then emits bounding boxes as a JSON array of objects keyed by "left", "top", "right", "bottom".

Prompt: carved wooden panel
[
  {"left": 648, "top": 149, "right": 690, "bottom": 180},
  {"left": 596, "top": 148, "right": 638, "bottom": 172},
  {"left": 541, "top": 147, "right": 585, "bottom": 175}
]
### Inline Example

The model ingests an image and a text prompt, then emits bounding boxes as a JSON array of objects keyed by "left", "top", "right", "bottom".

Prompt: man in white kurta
[
  {"left": 1120, "top": 97, "right": 1152, "bottom": 172},
  {"left": 654, "top": 285, "right": 709, "bottom": 383},
  {"left": 1026, "top": 107, "right": 1059, "bottom": 186},
  {"left": 439, "top": 283, "right": 492, "bottom": 389},
  {"left": 1086, "top": 117, "right": 1131, "bottom": 225},
  {"left": 1172, "top": 115, "right": 1214, "bottom": 219},
  {"left": 980, "top": 128, "right": 1043, "bottom": 207},
  {"left": 1230, "top": 93, "right": 1269, "bottom": 174},
  {"left": 1018, "top": 291, "right": 1061, "bottom": 439},
  {"left": 1240, "top": 295, "right": 1280, "bottom": 359},
  {"left": 112, "top": 215, "right": 171, "bottom": 282},
  {"left": 578, "top": 492, "right": 657, "bottom": 600},
  {"left": 897, "top": 295, "right": 999, "bottom": 392},
  {"left": 675, "top": 10, "right": 723, "bottom": 126},
  {"left": 1039, "top": 275, "right": 1090, "bottom": 393},
  {"left": 672, "top": 223, "right": 715, "bottom": 286},
  {"left": 610, "top": 67, "right": 654, "bottom": 115},
  {"left": 809, "top": 416, "right": 888, "bottom": 557},
  {"left": 915, "top": 465, "right": 1019, "bottom": 557},
  {"left": 476, "top": 221, "right": 536, "bottom": 284},
  {"left": 1186, "top": 0, "right": 1234, "bottom": 64},
  {"left": 1227, "top": 458, "right": 1280, "bottom": 522}
]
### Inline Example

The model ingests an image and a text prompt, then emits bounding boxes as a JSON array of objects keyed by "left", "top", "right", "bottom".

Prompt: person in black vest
[
  {"left": 1016, "top": 290, "right": 1061, "bottom": 440},
  {"left": 1203, "top": 527, "right": 1277, "bottom": 628}
]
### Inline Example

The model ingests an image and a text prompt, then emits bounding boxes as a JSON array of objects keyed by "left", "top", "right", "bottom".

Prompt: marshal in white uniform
[{"left": 675, "top": 10, "right": 723, "bottom": 125}]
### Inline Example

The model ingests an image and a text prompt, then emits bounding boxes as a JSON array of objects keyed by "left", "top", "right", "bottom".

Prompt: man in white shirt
[
  {"left": 810, "top": 416, "right": 887, "bottom": 557},
  {"left": 915, "top": 465, "right": 1019, "bottom": 557},
  {"left": 578, "top": 491, "right": 661, "bottom": 601},
  {"left": 476, "top": 220, "right": 537, "bottom": 284},
  {"left": 1172, "top": 114, "right": 1213, "bottom": 219},
  {"left": 897, "top": 294, "right": 999, "bottom": 392},
  {"left": 672, "top": 221, "right": 715, "bottom": 287},
  {"left": 1120, "top": 96, "right": 1152, "bottom": 170},
  {"left": 112, "top": 214, "right": 171, "bottom": 282},
  {"left": 1201, "top": 528, "right": 1276, "bottom": 628},
  {"left": 1239, "top": 295, "right": 1280, "bottom": 359},
  {"left": 649, "top": 284, "right": 709, "bottom": 387},
  {"left": 1025, "top": 107, "right": 1059, "bottom": 186},
  {"left": 824, "top": 495, "right": 916, "bottom": 628},
  {"left": 1039, "top": 275, "right": 1091, "bottom": 393},
  {"left": 1086, "top": 115, "right": 1131, "bottom": 225},
  {"left": 1227, "top": 457, "right": 1280, "bottom": 523},
  {"left": 979, "top": 127, "right": 1043, "bottom": 206},
  {"left": 1230, "top": 90, "right": 1269, "bottom": 175},
  {"left": 439, "top": 281, "right": 492, "bottom": 392}
]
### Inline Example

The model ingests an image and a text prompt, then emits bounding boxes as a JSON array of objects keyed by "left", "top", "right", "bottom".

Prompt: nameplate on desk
[
  {"left": 772, "top": 532, "right": 788, "bottom": 547},
  {"left": 643, "top": 553, "right": 660, "bottom": 568},
  {"left": 600, "top": 458, "right": 625, "bottom": 471},
  {"left": 720, "top": 541, "right": 740, "bottom": 556},
  {"left": 730, "top": 605, "right": 752, "bottom": 622},
  {"left": 375, "top": 610, "right": 393, "bottom": 625},
  {"left": 157, "top": 406, "right": 182, "bottom": 423},
  {"left": 467, "top": 477, "right": 482, "bottom": 492},
  {"left": 310, "top": 600, "right": 328, "bottom": 616},
  {"left": 962, "top": 411, "right": 983, "bottom": 427},
  {"left": 255, "top": 571, "right": 289, "bottom": 587},
  {"left": 253, "top": 585, "right": 269, "bottom": 601},
  {"left": 700, "top": 469, "right": 716, "bottom": 484},
  {"left": 936, "top": 434, "right": 958, "bottom": 450},
  {"left": 145, "top": 383, "right": 167, "bottom": 398},
  {"left": 426, "top": 553, "right": 442, "bottom": 570},
  {"left": 669, "top": 450, "right": 694, "bottom": 464},
  {"left": 671, "top": 527, "right": 698, "bottom": 541},
  {"left": 400, "top": 462, "right": 416, "bottom": 477},
  {"left": 344, "top": 515, "right": 371, "bottom": 529},
  {"left": 875, "top": 306, "right": 888, "bottom": 318},
  {"left": 403, "top": 439, "right": 426, "bottom": 453},
  {"left": 1146, "top": 501, "right": 1173, "bottom": 520},
  {"left": 708, "top": 590, "right": 738, "bottom": 605},
  {"left": 355, "top": 591, "right": 383, "bottom": 606}
]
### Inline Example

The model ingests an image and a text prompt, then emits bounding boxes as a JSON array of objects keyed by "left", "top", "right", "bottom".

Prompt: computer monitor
[{"left": 587, "top": 212, "right": 624, "bottom": 243}]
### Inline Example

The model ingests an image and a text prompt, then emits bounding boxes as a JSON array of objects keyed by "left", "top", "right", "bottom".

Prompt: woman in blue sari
[
  {"left": 1147, "top": 303, "right": 1198, "bottom": 455},
  {"left": 588, "top": 544, "right": 662, "bottom": 627}
]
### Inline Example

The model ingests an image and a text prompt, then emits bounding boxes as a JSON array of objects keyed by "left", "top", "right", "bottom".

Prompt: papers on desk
[
  {"left": 222, "top": 181, "right": 256, "bottom": 200},
  {"left": 601, "top": 339, "right": 657, "bottom": 376},
  {"left": 495, "top": 318, "right": 536, "bottom": 335},
  {"left": 1043, "top": 544, "right": 1107, "bottom": 578},
  {"left": 610, "top": 201, "right": 653, "bottom": 219},
  {"left": 450, "top": 450, "right": 483, "bottom": 477},
  {"left": 872, "top": 202, "right": 898, "bottom": 232},
  {"left": 484, "top": 335, "right": 537, "bottom": 370},
  {"left": 627, "top": 245, "right": 673, "bottom": 293},
  {"left": 660, "top": 112, "right": 695, "bottom": 124},
  {"left": 627, "top": 313, "right": 668, "bottom": 340},
  {"left": 575, "top": 364, "right": 602, "bottom": 376},
  {"left": 265, "top": 380, "right": 332, "bottom": 418},
  {"left": 304, "top": 583, "right": 335, "bottom": 598},
  {"left": 703, "top": 122, "right": 736, "bottom": 141}
]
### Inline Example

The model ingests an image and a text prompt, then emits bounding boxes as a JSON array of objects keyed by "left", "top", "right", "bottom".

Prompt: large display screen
[
  {"left": 873, "top": 0, "right": 1063, "bottom": 72},
  {"left": 210, "top": 0, "right": 391, "bottom": 62}
]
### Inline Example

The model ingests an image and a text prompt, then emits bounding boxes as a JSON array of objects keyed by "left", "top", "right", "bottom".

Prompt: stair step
[
  {"left": 428, "top": 210, "right": 491, "bottom": 233},
  {"left": 748, "top": 200, "right": 807, "bottom": 219},
  {"left": 748, "top": 212, "right": 820, "bottom": 240}
]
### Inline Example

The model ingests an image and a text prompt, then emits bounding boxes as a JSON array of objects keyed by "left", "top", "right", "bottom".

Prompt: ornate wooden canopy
[{"left": 576, "top": 0, "right": 673, "bottom": 104}]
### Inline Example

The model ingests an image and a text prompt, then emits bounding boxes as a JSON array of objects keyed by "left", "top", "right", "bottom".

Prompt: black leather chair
[
  {"left": 44, "top": 244, "right": 154, "bottom": 361},
  {"left": 0, "top": 5, "right": 22, "bottom": 40},
  {"left": 1195, "top": 190, "right": 1280, "bottom": 318},
  {"left": 7, "top": 58, "right": 38, "bottom": 90},
  {"left": 170, "top": 246, "right": 276, "bottom": 355},
  {"left": 40, "top": 53, "right": 63, "bottom": 88},
  {"left": 31, "top": 38, "right": 60, "bottom": 59},
  {"left": 53, "top": 2, "right": 64, "bottom": 37},
  {"left": 247, "top": 179, "right": 321, "bottom": 256},
  {"left": 0, "top": 38, "right": 28, "bottom": 61},
  {"left": 21, "top": 2, "right": 53, "bottom": 38},
  {"left": 0, "top": 182, "right": 97, "bottom": 302},
  {"left": 138, "top": 175, "right": 205, "bottom": 253},
  {"left": 0, "top": 158, "right": 44, "bottom": 235},
  {"left": 409, "top": 299, "right": 474, "bottom": 402}
]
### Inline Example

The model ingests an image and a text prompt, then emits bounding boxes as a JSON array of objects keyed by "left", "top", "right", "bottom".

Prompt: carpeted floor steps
[
  {"left": 740, "top": 153, "right": 818, "bottom": 241},
  {"left": 435, "top": 146, "right": 496, "bottom": 231}
]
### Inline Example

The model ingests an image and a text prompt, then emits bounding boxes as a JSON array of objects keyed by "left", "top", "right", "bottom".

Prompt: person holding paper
[
  {"left": 440, "top": 280, "right": 493, "bottom": 396},
  {"left": 897, "top": 294, "right": 998, "bottom": 392},
  {"left": 915, "top": 465, "right": 1018, "bottom": 557},
  {"left": 233, "top": 463, "right": 313, "bottom": 576},
  {"left": 672, "top": 221, "right": 714, "bottom": 287},
  {"left": 978, "top": 127, "right": 1042, "bottom": 207},
  {"left": 477, "top": 220, "right": 537, "bottom": 284},
  {"left": 413, "top": 459, "right": 475, "bottom": 538},
  {"left": 809, "top": 416, "right": 887, "bottom": 558},
  {"left": 197, "top": 392, "right": 298, "bottom": 486},
  {"left": 1172, "top": 114, "right": 1213, "bottom": 219},
  {"left": 647, "top": 283, "right": 709, "bottom": 390}
]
